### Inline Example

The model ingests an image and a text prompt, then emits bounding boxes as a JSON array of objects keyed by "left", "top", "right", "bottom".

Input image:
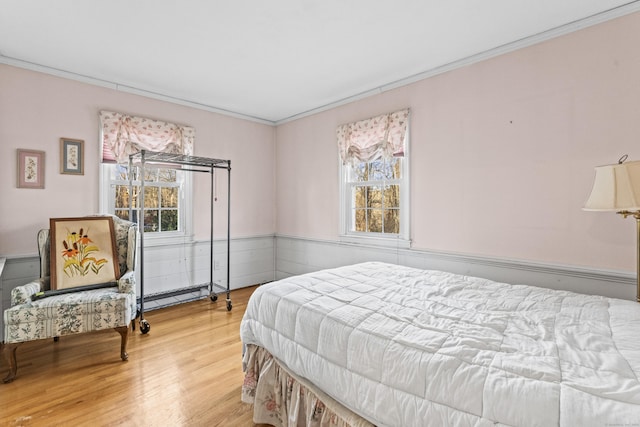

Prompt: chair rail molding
[{"left": 275, "top": 234, "right": 635, "bottom": 301}]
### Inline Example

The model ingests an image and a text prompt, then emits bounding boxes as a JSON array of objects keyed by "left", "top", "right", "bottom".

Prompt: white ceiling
[{"left": 1, "top": 1, "right": 640, "bottom": 124}]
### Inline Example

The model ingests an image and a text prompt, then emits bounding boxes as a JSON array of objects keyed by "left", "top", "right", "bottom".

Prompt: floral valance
[
  {"left": 337, "top": 108, "right": 409, "bottom": 164},
  {"left": 100, "top": 110, "right": 195, "bottom": 163}
]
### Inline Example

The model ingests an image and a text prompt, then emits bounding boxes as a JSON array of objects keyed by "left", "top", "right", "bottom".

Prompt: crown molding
[
  {"left": 2, "top": 1, "right": 640, "bottom": 126},
  {"left": 274, "top": 2, "right": 640, "bottom": 125}
]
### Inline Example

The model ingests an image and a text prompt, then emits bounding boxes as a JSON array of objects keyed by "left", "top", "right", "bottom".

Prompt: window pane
[
  {"left": 115, "top": 185, "right": 130, "bottom": 209},
  {"left": 106, "top": 162, "right": 185, "bottom": 236},
  {"left": 367, "top": 158, "right": 401, "bottom": 180},
  {"left": 354, "top": 186, "right": 366, "bottom": 209},
  {"left": 367, "top": 209, "right": 382, "bottom": 232},
  {"left": 143, "top": 210, "right": 159, "bottom": 232},
  {"left": 354, "top": 209, "right": 366, "bottom": 232},
  {"left": 143, "top": 187, "right": 159, "bottom": 208},
  {"left": 369, "top": 159, "right": 386, "bottom": 180},
  {"left": 391, "top": 158, "right": 401, "bottom": 179},
  {"left": 115, "top": 185, "right": 146, "bottom": 209},
  {"left": 353, "top": 163, "right": 368, "bottom": 182},
  {"left": 384, "top": 209, "right": 399, "bottom": 233},
  {"left": 367, "top": 186, "right": 382, "bottom": 208},
  {"left": 144, "top": 168, "right": 157, "bottom": 182},
  {"left": 117, "top": 165, "right": 140, "bottom": 181},
  {"left": 115, "top": 185, "right": 143, "bottom": 209},
  {"left": 161, "top": 187, "right": 178, "bottom": 208},
  {"left": 161, "top": 210, "right": 178, "bottom": 231},
  {"left": 158, "top": 168, "right": 177, "bottom": 183},
  {"left": 384, "top": 185, "right": 400, "bottom": 208},
  {"left": 114, "top": 164, "right": 129, "bottom": 180}
]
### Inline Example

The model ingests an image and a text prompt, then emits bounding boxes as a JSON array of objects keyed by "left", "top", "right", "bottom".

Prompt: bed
[{"left": 240, "top": 261, "right": 640, "bottom": 426}]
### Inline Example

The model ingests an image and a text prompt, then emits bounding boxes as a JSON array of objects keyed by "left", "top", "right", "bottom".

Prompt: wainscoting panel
[
  {"left": 0, "top": 235, "right": 275, "bottom": 322},
  {"left": 2, "top": 232, "right": 635, "bottom": 338},
  {"left": 128, "top": 235, "right": 275, "bottom": 309},
  {"left": 275, "top": 235, "right": 636, "bottom": 301}
]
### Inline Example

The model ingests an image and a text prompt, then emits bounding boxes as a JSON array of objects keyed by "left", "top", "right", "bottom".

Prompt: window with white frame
[
  {"left": 99, "top": 111, "right": 194, "bottom": 241},
  {"left": 106, "top": 163, "right": 187, "bottom": 233},
  {"left": 338, "top": 109, "right": 410, "bottom": 247}
]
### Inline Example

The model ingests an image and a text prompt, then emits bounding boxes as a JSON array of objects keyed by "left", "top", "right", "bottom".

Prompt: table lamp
[{"left": 584, "top": 155, "right": 640, "bottom": 302}]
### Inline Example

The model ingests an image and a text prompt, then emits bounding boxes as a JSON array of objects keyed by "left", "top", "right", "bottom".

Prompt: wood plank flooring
[{"left": 0, "top": 286, "right": 271, "bottom": 427}]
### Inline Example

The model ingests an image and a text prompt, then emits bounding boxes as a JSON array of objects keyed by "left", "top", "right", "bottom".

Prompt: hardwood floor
[{"left": 0, "top": 286, "right": 271, "bottom": 427}]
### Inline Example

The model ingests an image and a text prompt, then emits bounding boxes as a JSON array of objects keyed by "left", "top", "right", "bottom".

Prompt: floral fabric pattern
[
  {"left": 100, "top": 110, "right": 195, "bottom": 163},
  {"left": 242, "top": 344, "right": 374, "bottom": 427},
  {"left": 10, "top": 281, "right": 43, "bottom": 306},
  {"left": 337, "top": 108, "right": 409, "bottom": 165}
]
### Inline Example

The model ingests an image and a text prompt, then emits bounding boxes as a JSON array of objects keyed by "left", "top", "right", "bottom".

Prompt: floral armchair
[{"left": 2, "top": 215, "right": 138, "bottom": 383}]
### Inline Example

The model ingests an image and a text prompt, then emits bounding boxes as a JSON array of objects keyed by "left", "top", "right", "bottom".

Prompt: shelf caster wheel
[
  {"left": 210, "top": 293, "right": 218, "bottom": 302},
  {"left": 140, "top": 319, "right": 151, "bottom": 334},
  {"left": 226, "top": 300, "right": 232, "bottom": 311}
]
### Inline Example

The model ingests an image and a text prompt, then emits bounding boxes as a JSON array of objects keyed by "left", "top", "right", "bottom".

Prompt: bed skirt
[{"left": 242, "top": 344, "right": 374, "bottom": 427}]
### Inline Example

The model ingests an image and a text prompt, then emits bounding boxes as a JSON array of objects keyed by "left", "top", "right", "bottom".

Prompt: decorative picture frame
[
  {"left": 50, "top": 217, "right": 121, "bottom": 290},
  {"left": 17, "top": 149, "right": 45, "bottom": 189},
  {"left": 60, "top": 138, "right": 84, "bottom": 175}
]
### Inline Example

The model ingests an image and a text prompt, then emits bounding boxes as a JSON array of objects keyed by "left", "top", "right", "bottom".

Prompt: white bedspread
[{"left": 240, "top": 262, "right": 640, "bottom": 426}]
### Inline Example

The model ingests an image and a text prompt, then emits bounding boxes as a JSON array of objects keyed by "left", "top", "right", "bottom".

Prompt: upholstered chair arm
[
  {"left": 118, "top": 270, "right": 136, "bottom": 295},
  {"left": 10, "top": 279, "right": 46, "bottom": 306}
]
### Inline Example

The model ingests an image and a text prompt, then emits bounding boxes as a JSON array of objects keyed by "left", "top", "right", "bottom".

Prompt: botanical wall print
[
  {"left": 60, "top": 138, "right": 84, "bottom": 175},
  {"left": 17, "top": 149, "right": 45, "bottom": 189},
  {"left": 50, "top": 217, "right": 121, "bottom": 290}
]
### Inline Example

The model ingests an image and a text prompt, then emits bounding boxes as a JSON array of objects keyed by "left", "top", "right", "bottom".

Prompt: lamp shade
[{"left": 584, "top": 160, "right": 640, "bottom": 211}]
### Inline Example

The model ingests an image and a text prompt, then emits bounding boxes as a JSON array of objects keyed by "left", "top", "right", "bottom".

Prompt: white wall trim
[
  {"left": 0, "top": 234, "right": 275, "bottom": 317},
  {"left": 3, "top": 231, "right": 636, "bottom": 332},
  {"left": 275, "top": 234, "right": 635, "bottom": 300},
  {"left": 414, "top": 248, "right": 633, "bottom": 285},
  {"left": 0, "top": 55, "right": 275, "bottom": 126}
]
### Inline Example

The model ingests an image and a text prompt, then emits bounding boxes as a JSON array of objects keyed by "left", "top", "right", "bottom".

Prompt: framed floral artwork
[
  {"left": 17, "top": 149, "right": 45, "bottom": 189},
  {"left": 50, "top": 217, "right": 121, "bottom": 290},
  {"left": 60, "top": 138, "right": 84, "bottom": 175}
]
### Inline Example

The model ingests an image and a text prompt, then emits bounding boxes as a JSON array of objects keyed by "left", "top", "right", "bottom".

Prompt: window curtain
[
  {"left": 100, "top": 110, "right": 195, "bottom": 163},
  {"left": 336, "top": 108, "right": 409, "bottom": 165}
]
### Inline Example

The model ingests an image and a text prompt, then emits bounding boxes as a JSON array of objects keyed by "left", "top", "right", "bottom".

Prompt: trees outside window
[
  {"left": 349, "top": 157, "right": 401, "bottom": 234},
  {"left": 103, "top": 163, "right": 190, "bottom": 238}
]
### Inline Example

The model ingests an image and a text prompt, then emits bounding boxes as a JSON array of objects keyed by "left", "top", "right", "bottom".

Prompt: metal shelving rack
[{"left": 128, "top": 150, "right": 232, "bottom": 334}]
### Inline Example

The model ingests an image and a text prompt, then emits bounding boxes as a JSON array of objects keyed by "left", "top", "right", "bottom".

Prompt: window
[
  {"left": 109, "top": 164, "right": 184, "bottom": 232},
  {"left": 348, "top": 157, "right": 402, "bottom": 233},
  {"left": 99, "top": 111, "right": 194, "bottom": 243},
  {"left": 338, "top": 109, "right": 410, "bottom": 247},
  {"left": 101, "top": 163, "right": 192, "bottom": 242}
]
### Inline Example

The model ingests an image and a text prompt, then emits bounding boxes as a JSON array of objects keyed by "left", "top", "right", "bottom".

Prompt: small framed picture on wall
[
  {"left": 17, "top": 149, "right": 45, "bottom": 189},
  {"left": 60, "top": 137, "right": 84, "bottom": 175}
]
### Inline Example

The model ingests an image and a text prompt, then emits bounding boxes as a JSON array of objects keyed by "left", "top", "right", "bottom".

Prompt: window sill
[{"left": 338, "top": 234, "right": 411, "bottom": 249}]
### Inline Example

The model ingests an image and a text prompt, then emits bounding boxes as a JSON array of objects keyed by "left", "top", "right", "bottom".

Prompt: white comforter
[{"left": 240, "top": 262, "right": 640, "bottom": 426}]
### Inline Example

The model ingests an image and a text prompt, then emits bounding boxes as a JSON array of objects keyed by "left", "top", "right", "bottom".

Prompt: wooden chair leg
[
  {"left": 115, "top": 325, "right": 129, "bottom": 361},
  {"left": 3, "top": 342, "right": 20, "bottom": 383}
]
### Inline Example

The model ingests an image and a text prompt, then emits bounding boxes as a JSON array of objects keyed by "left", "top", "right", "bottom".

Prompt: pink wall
[
  {"left": 275, "top": 12, "right": 640, "bottom": 273},
  {"left": 0, "top": 65, "right": 276, "bottom": 256},
  {"left": 3, "top": 12, "right": 639, "bottom": 273}
]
